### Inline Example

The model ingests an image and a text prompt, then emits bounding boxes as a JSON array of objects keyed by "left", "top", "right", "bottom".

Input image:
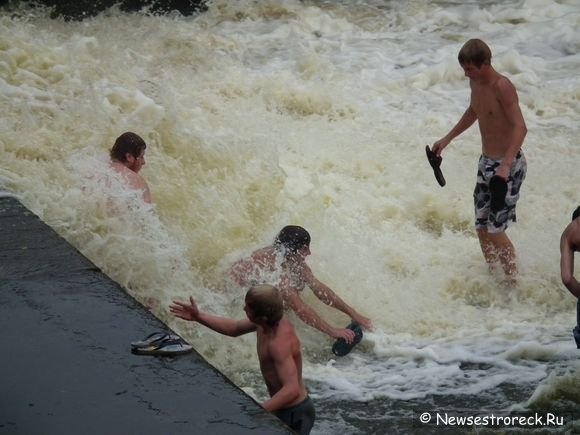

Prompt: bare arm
[
  {"left": 303, "top": 266, "right": 373, "bottom": 330},
  {"left": 261, "top": 345, "right": 302, "bottom": 412},
  {"left": 283, "top": 290, "right": 355, "bottom": 342},
  {"left": 170, "top": 297, "right": 256, "bottom": 337},
  {"left": 495, "top": 78, "right": 527, "bottom": 179},
  {"left": 432, "top": 106, "right": 478, "bottom": 156},
  {"left": 560, "top": 229, "right": 580, "bottom": 298}
]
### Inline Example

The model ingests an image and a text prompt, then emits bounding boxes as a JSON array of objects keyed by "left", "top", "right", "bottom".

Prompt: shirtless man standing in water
[
  {"left": 431, "top": 39, "right": 527, "bottom": 281},
  {"left": 170, "top": 285, "right": 316, "bottom": 434},
  {"left": 228, "top": 225, "right": 372, "bottom": 343},
  {"left": 109, "top": 132, "right": 151, "bottom": 203}
]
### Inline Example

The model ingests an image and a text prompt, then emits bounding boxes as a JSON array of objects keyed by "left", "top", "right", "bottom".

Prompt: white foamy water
[{"left": 1, "top": 0, "right": 579, "bottom": 432}]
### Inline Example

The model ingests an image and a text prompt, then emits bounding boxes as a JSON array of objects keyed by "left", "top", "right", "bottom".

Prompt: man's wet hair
[
  {"left": 572, "top": 206, "right": 580, "bottom": 221},
  {"left": 110, "top": 132, "right": 146, "bottom": 162},
  {"left": 458, "top": 39, "right": 492, "bottom": 68},
  {"left": 245, "top": 285, "right": 284, "bottom": 327},
  {"left": 274, "top": 225, "right": 311, "bottom": 253}
]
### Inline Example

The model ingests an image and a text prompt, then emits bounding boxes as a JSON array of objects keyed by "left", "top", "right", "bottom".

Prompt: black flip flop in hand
[
  {"left": 425, "top": 146, "right": 446, "bottom": 187},
  {"left": 332, "top": 322, "right": 364, "bottom": 357}
]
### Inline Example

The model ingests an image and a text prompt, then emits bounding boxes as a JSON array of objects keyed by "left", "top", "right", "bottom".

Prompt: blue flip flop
[
  {"left": 132, "top": 337, "right": 193, "bottom": 356},
  {"left": 131, "top": 331, "right": 180, "bottom": 349}
]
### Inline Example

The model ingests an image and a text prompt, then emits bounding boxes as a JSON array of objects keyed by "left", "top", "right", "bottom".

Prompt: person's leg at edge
[{"left": 477, "top": 229, "right": 517, "bottom": 279}]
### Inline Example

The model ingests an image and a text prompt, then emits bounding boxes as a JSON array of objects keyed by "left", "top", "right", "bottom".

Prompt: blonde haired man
[
  {"left": 170, "top": 285, "right": 315, "bottom": 434},
  {"left": 430, "top": 39, "right": 527, "bottom": 281}
]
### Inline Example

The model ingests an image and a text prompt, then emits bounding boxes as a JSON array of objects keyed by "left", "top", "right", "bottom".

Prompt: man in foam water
[
  {"left": 170, "top": 285, "right": 316, "bottom": 434},
  {"left": 559, "top": 207, "right": 580, "bottom": 348},
  {"left": 109, "top": 132, "right": 151, "bottom": 203},
  {"left": 430, "top": 39, "right": 527, "bottom": 282},
  {"left": 228, "top": 225, "right": 373, "bottom": 343}
]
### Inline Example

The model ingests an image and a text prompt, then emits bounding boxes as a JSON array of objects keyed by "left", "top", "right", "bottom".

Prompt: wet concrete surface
[{"left": 0, "top": 197, "right": 293, "bottom": 435}]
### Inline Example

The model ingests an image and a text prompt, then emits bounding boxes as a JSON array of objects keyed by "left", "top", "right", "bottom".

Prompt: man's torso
[
  {"left": 256, "top": 320, "right": 307, "bottom": 407},
  {"left": 471, "top": 75, "right": 515, "bottom": 159}
]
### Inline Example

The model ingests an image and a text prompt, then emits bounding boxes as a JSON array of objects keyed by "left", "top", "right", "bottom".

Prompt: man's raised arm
[{"left": 170, "top": 296, "right": 256, "bottom": 337}]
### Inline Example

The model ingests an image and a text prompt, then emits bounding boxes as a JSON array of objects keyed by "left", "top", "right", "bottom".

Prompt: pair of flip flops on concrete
[
  {"left": 425, "top": 145, "right": 507, "bottom": 211},
  {"left": 131, "top": 331, "right": 193, "bottom": 356}
]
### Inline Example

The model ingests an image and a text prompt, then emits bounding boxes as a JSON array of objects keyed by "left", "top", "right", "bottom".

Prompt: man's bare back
[{"left": 110, "top": 161, "right": 151, "bottom": 203}]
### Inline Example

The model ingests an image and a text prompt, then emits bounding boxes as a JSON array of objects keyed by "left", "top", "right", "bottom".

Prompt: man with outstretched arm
[
  {"left": 170, "top": 285, "right": 316, "bottom": 434},
  {"left": 228, "top": 225, "right": 373, "bottom": 343},
  {"left": 430, "top": 39, "right": 527, "bottom": 282},
  {"left": 559, "top": 207, "right": 580, "bottom": 348}
]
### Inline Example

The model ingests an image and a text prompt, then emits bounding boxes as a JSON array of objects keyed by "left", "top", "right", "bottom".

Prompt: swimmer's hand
[
  {"left": 352, "top": 314, "right": 373, "bottom": 331},
  {"left": 170, "top": 296, "right": 200, "bottom": 322},
  {"left": 332, "top": 327, "right": 356, "bottom": 344},
  {"left": 432, "top": 138, "right": 450, "bottom": 156}
]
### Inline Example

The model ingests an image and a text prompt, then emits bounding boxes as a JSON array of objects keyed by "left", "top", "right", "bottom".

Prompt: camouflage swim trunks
[{"left": 473, "top": 151, "right": 526, "bottom": 233}]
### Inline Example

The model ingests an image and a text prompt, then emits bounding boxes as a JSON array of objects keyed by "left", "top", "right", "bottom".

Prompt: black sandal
[
  {"left": 332, "top": 322, "right": 364, "bottom": 357},
  {"left": 425, "top": 146, "right": 446, "bottom": 187}
]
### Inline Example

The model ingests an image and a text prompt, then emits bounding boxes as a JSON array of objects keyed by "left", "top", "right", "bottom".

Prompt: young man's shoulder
[
  {"left": 252, "top": 246, "right": 276, "bottom": 261},
  {"left": 273, "top": 318, "right": 299, "bottom": 342},
  {"left": 563, "top": 220, "right": 580, "bottom": 243},
  {"left": 495, "top": 74, "right": 517, "bottom": 93}
]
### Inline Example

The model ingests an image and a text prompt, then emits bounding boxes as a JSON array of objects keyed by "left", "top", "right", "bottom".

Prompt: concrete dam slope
[{"left": 0, "top": 197, "right": 292, "bottom": 435}]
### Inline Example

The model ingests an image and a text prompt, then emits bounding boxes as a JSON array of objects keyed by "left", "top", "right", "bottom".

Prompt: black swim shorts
[{"left": 274, "top": 396, "right": 316, "bottom": 435}]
